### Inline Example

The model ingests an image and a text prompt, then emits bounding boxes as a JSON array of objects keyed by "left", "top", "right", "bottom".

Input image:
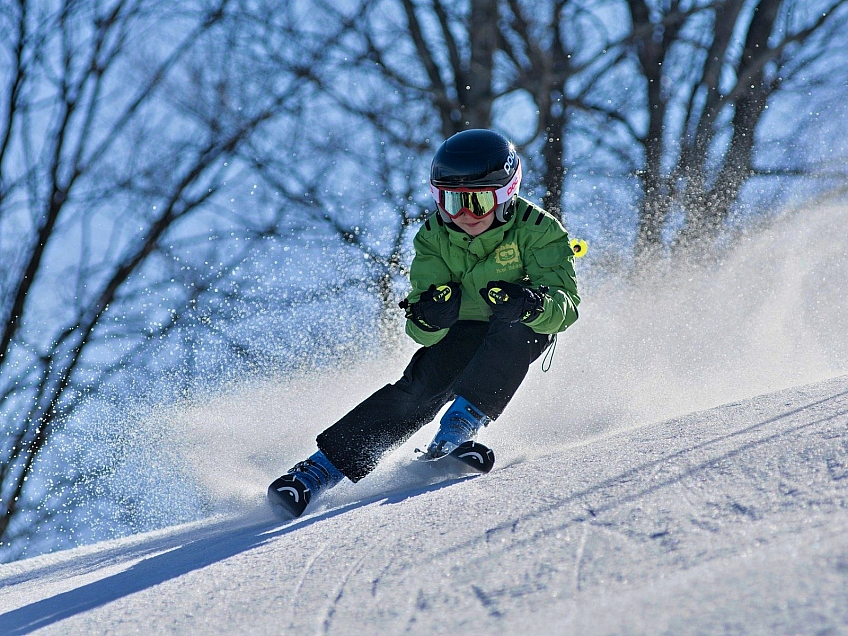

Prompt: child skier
[{"left": 268, "top": 129, "right": 580, "bottom": 518}]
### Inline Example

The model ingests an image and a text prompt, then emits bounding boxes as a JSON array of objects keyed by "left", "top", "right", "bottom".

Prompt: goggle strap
[
  {"left": 493, "top": 162, "right": 521, "bottom": 203},
  {"left": 429, "top": 160, "right": 522, "bottom": 207}
]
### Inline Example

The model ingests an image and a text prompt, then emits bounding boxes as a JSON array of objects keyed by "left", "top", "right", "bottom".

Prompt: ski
[
  {"left": 267, "top": 474, "right": 311, "bottom": 520},
  {"left": 268, "top": 441, "right": 495, "bottom": 521},
  {"left": 447, "top": 440, "right": 495, "bottom": 473},
  {"left": 418, "top": 440, "right": 495, "bottom": 474}
]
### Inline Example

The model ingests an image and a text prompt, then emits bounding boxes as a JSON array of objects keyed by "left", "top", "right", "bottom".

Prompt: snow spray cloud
[
  {"left": 496, "top": 203, "right": 848, "bottom": 457},
  {"left": 119, "top": 204, "right": 848, "bottom": 519}
]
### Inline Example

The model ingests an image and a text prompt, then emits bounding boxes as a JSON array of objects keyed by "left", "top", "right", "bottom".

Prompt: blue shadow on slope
[{"left": 0, "top": 476, "right": 470, "bottom": 635}]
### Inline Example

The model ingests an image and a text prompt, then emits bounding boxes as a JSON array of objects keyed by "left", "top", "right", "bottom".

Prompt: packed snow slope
[
  {"left": 0, "top": 375, "right": 846, "bottom": 635},
  {"left": 1, "top": 204, "right": 847, "bottom": 634}
]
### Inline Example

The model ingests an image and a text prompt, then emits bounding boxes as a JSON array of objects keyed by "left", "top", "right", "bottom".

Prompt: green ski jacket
[{"left": 404, "top": 197, "right": 580, "bottom": 346}]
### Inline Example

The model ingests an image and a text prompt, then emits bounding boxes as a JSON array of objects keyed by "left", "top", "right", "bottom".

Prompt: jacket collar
[{"left": 446, "top": 211, "right": 517, "bottom": 256}]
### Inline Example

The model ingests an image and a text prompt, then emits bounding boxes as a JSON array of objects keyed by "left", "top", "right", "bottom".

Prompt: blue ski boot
[
  {"left": 420, "top": 396, "right": 491, "bottom": 460},
  {"left": 267, "top": 450, "right": 344, "bottom": 519}
]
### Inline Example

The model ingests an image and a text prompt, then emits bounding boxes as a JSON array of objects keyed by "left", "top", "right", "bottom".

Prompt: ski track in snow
[{"left": 0, "top": 375, "right": 846, "bottom": 635}]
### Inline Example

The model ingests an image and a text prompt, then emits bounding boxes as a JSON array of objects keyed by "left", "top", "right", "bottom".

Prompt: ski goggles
[{"left": 430, "top": 162, "right": 521, "bottom": 219}]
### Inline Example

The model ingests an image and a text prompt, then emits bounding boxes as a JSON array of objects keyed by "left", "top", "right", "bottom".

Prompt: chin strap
[{"left": 495, "top": 197, "right": 516, "bottom": 223}]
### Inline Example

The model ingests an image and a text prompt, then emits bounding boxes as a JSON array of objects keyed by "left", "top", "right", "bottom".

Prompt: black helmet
[{"left": 429, "top": 129, "right": 522, "bottom": 223}]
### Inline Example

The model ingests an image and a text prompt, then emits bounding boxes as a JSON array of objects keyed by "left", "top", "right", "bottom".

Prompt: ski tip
[
  {"left": 449, "top": 441, "right": 495, "bottom": 474},
  {"left": 267, "top": 474, "right": 311, "bottom": 520}
]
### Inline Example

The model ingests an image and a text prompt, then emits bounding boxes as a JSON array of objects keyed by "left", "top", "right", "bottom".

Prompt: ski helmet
[{"left": 429, "top": 129, "right": 522, "bottom": 224}]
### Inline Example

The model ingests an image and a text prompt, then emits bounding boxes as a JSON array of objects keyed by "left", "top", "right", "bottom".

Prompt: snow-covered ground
[
  {"left": 0, "top": 374, "right": 846, "bottom": 635},
  {"left": 1, "top": 204, "right": 847, "bottom": 634}
]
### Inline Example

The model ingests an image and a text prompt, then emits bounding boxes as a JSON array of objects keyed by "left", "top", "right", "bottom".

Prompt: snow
[
  {"left": 1, "top": 375, "right": 846, "bottom": 635},
  {"left": 1, "top": 204, "right": 847, "bottom": 634}
]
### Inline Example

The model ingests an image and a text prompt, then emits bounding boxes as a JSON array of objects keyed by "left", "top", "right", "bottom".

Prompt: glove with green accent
[
  {"left": 400, "top": 282, "right": 462, "bottom": 332},
  {"left": 480, "top": 280, "right": 546, "bottom": 324}
]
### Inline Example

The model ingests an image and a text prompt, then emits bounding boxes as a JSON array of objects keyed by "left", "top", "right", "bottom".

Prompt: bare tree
[
  {"left": 363, "top": 0, "right": 597, "bottom": 219},
  {"left": 0, "top": 0, "right": 325, "bottom": 559},
  {"left": 618, "top": 0, "right": 848, "bottom": 256},
  {"left": 301, "top": 0, "right": 848, "bottom": 259},
  {"left": 235, "top": 0, "right": 609, "bottom": 344}
]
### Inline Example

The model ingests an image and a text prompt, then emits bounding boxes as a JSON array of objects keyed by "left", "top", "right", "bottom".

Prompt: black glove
[
  {"left": 480, "top": 280, "right": 546, "bottom": 324},
  {"left": 400, "top": 282, "right": 462, "bottom": 332}
]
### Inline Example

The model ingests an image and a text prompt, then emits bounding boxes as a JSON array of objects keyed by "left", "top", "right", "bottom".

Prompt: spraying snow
[
  {"left": 146, "top": 204, "right": 848, "bottom": 519},
  {"left": 0, "top": 205, "right": 846, "bottom": 634},
  {"left": 0, "top": 372, "right": 846, "bottom": 635},
  {"left": 9, "top": 204, "right": 846, "bottom": 560}
]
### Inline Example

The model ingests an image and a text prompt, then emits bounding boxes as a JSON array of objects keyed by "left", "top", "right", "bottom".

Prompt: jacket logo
[{"left": 494, "top": 243, "right": 520, "bottom": 267}]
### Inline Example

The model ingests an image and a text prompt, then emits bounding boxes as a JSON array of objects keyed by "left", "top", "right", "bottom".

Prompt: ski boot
[
  {"left": 418, "top": 396, "right": 495, "bottom": 472},
  {"left": 267, "top": 450, "right": 344, "bottom": 519}
]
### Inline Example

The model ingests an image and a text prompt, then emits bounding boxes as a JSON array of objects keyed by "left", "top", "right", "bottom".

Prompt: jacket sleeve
[
  {"left": 523, "top": 218, "right": 580, "bottom": 334},
  {"left": 403, "top": 223, "right": 453, "bottom": 346}
]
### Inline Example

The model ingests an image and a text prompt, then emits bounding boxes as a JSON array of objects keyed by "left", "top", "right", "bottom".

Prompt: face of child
[{"left": 452, "top": 210, "right": 496, "bottom": 236}]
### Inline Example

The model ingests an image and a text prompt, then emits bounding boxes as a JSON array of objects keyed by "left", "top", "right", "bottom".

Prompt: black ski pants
[{"left": 317, "top": 319, "right": 552, "bottom": 481}]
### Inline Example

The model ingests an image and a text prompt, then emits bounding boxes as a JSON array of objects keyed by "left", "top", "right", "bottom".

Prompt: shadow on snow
[{"left": 0, "top": 476, "right": 475, "bottom": 635}]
